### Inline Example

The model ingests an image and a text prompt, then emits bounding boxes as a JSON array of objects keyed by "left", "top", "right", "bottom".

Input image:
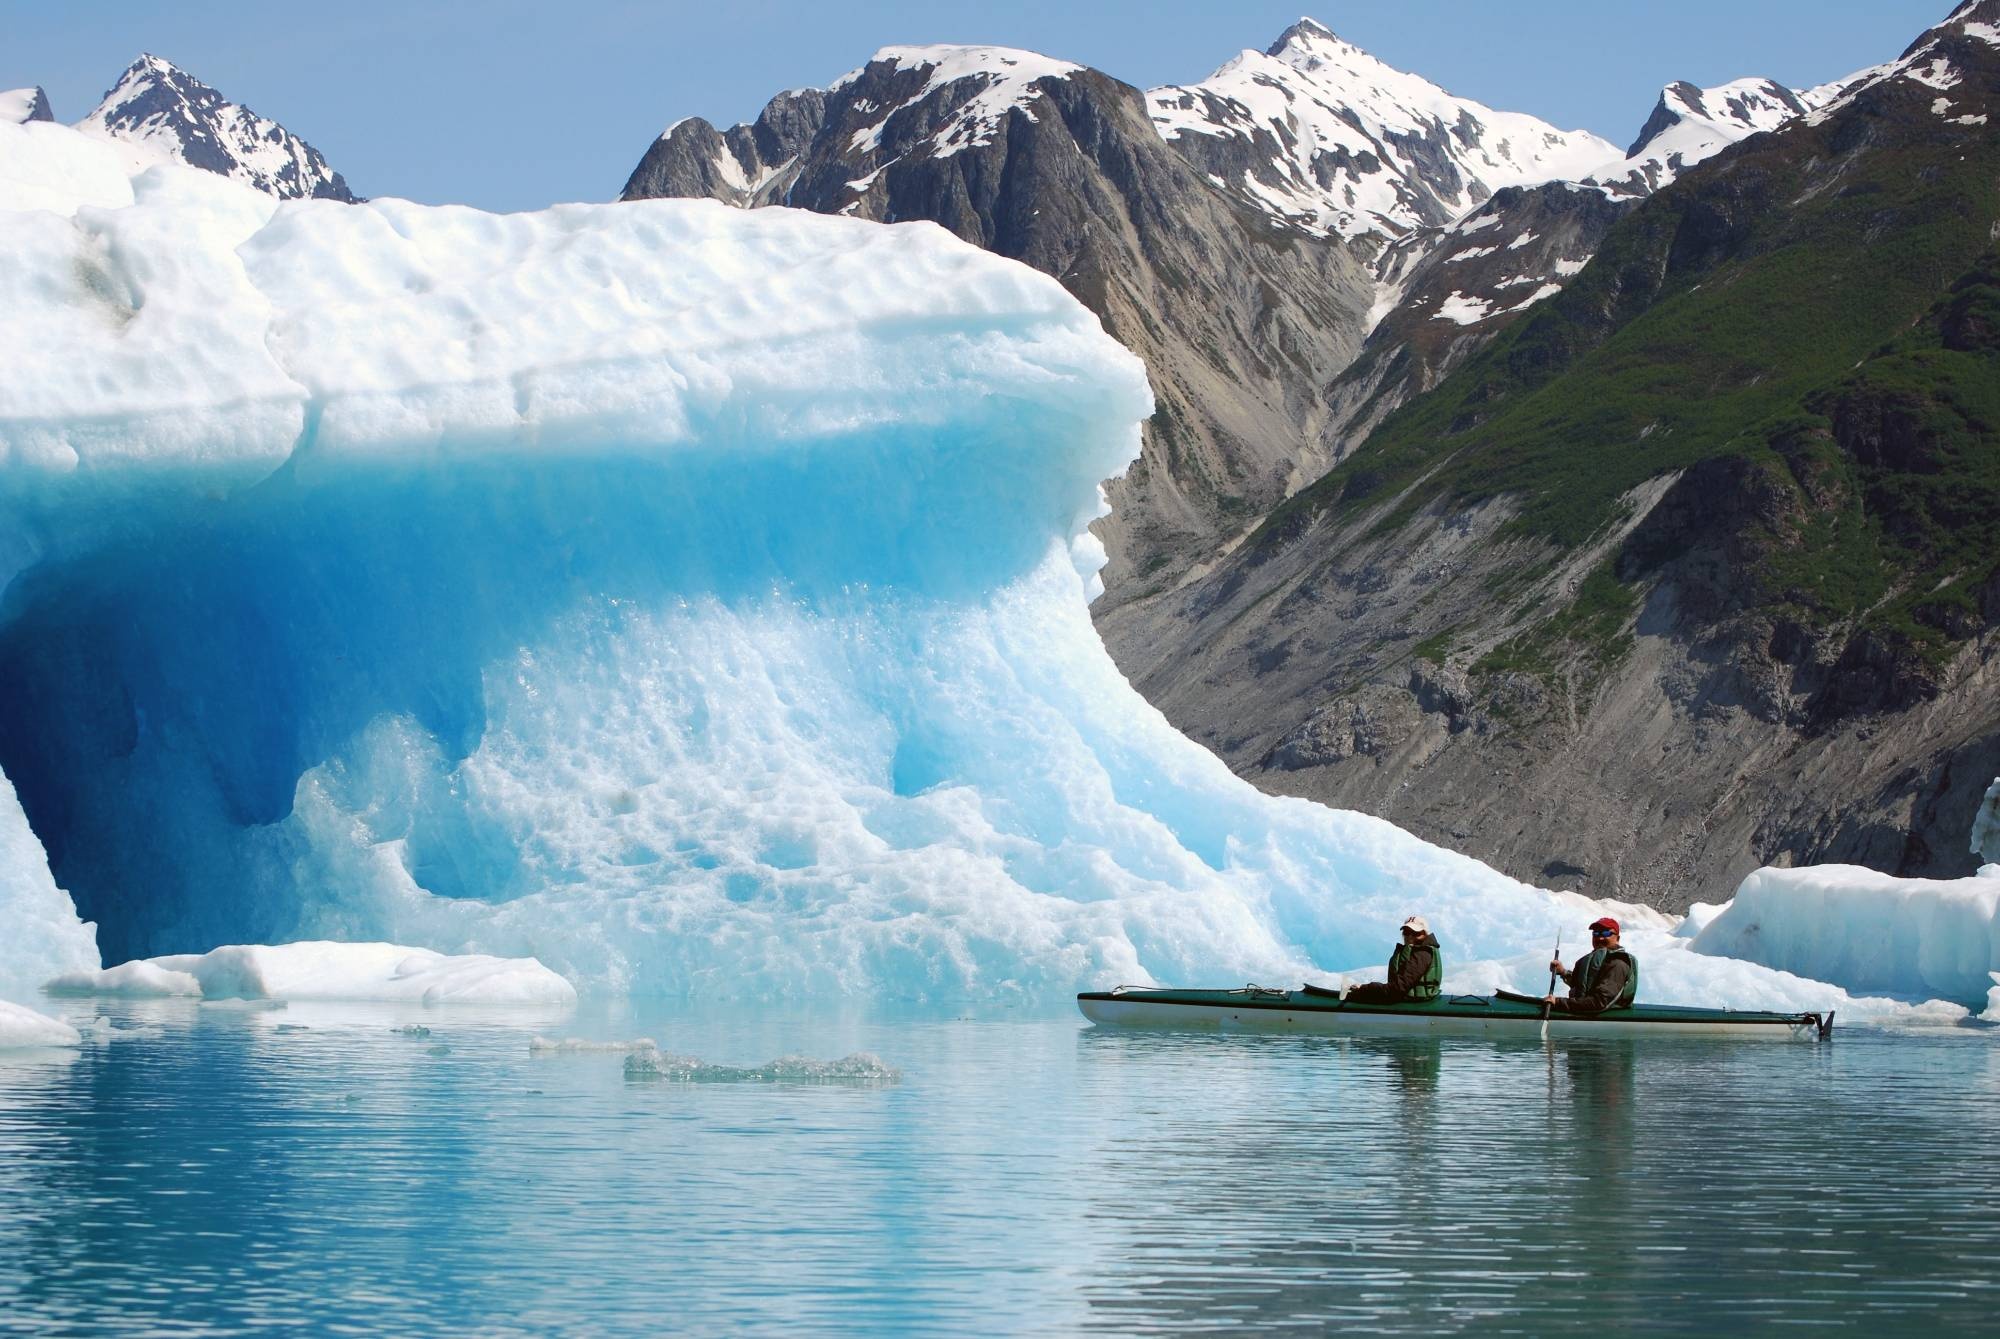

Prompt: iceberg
[
  {"left": 1693, "top": 864, "right": 2000, "bottom": 1008},
  {"left": 0, "top": 118, "right": 1979, "bottom": 1016}
]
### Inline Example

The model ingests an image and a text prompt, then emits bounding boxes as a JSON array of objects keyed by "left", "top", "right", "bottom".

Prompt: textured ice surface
[
  {"left": 0, "top": 119, "right": 1976, "bottom": 1015},
  {"left": 45, "top": 942, "right": 577, "bottom": 1005},
  {"left": 623, "top": 1046, "right": 900, "bottom": 1084},
  {"left": 1695, "top": 865, "right": 2000, "bottom": 1008},
  {"left": 0, "top": 998, "right": 81, "bottom": 1048}
]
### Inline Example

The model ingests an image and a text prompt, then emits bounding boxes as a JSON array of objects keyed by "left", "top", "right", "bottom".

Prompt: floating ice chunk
[
  {"left": 0, "top": 998, "right": 81, "bottom": 1048},
  {"left": 44, "top": 958, "right": 200, "bottom": 997},
  {"left": 75, "top": 1014, "right": 165, "bottom": 1042},
  {"left": 1983, "top": 973, "right": 2000, "bottom": 1023},
  {"left": 623, "top": 1045, "right": 900, "bottom": 1084},
  {"left": 46, "top": 942, "right": 577, "bottom": 1005},
  {"left": 1693, "top": 865, "right": 2000, "bottom": 1007},
  {"left": 529, "top": 1035, "right": 662, "bottom": 1054}
]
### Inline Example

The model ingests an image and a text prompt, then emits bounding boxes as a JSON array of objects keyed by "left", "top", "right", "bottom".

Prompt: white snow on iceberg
[
  {"left": 0, "top": 116, "right": 1981, "bottom": 1016},
  {"left": 45, "top": 941, "right": 576, "bottom": 1005}
]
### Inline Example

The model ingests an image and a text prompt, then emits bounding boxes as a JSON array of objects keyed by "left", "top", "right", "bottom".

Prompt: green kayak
[{"left": 1077, "top": 985, "right": 1833, "bottom": 1040}]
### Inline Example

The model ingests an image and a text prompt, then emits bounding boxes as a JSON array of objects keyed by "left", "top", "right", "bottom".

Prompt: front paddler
[
  {"left": 1342, "top": 915, "right": 1443, "bottom": 1005},
  {"left": 1544, "top": 916, "right": 1638, "bottom": 1014}
]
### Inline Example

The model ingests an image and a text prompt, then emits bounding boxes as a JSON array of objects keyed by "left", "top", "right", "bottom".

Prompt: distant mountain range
[{"left": 621, "top": 19, "right": 1840, "bottom": 598}]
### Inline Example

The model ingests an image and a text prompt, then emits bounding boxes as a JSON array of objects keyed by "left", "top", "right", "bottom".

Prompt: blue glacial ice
[{"left": 0, "top": 117, "right": 1982, "bottom": 1018}]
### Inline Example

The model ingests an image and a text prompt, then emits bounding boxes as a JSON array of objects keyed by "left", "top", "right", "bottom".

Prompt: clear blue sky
[{"left": 2, "top": 0, "right": 1951, "bottom": 212}]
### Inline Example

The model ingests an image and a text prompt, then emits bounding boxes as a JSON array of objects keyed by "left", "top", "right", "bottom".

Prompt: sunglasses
[{"left": 1590, "top": 929, "right": 1615, "bottom": 939}]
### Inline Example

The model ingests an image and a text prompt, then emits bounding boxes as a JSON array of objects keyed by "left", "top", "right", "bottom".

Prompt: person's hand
[
  {"left": 1548, "top": 959, "right": 1563, "bottom": 976},
  {"left": 1543, "top": 993, "right": 1555, "bottom": 1005}
]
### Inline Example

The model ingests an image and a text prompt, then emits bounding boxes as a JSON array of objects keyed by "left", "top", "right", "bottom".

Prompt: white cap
[{"left": 1401, "top": 915, "right": 1429, "bottom": 935}]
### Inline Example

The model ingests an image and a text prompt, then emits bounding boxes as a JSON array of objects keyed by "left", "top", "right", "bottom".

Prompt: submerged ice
[{"left": 0, "top": 117, "right": 1986, "bottom": 1017}]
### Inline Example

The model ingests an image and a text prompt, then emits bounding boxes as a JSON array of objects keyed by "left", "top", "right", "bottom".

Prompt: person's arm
[
  {"left": 1552, "top": 958, "right": 1630, "bottom": 1015},
  {"left": 1388, "top": 944, "right": 1433, "bottom": 995}
]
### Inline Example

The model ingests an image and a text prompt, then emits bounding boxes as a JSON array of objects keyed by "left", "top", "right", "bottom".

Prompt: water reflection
[{"left": 1, "top": 1008, "right": 1996, "bottom": 1334}]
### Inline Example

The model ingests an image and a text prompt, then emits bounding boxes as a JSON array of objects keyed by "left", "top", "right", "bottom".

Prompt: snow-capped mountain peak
[
  {"left": 78, "top": 54, "right": 354, "bottom": 201},
  {"left": 1584, "top": 76, "right": 1809, "bottom": 195},
  {"left": 1625, "top": 78, "right": 1805, "bottom": 158},
  {"left": 831, "top": 45, "right": 1083, "bottom": 158},
  {"left": 2, "top": 87, "right": 54, "bottom": 125},
  {"left": 1146, "top": 16, "right": 1618, "bottom": 244}
]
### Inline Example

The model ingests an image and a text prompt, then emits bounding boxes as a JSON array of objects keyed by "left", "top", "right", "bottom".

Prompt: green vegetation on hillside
[{"left": 1265, "top": 72, "right": 2000, "bottom": 685}]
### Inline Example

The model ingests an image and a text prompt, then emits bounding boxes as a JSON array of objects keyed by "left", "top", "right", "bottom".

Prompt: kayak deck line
[{"left": 1077, "top": 985, "right": 1834, "bottom": 1040}]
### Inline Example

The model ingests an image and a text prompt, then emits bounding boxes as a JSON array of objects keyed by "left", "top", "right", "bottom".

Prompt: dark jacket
[
  {"left": 1386, "top": 934, "right": 1442, "bottom": 1000},
  {"left": 1550, "top": 947, "right": 1637, "bottom": 1014}
]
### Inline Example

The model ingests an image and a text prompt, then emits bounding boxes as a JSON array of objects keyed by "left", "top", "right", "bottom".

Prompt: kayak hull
[{"left": 1077, "top": 987, "right": 1830, "bottom": 1040}]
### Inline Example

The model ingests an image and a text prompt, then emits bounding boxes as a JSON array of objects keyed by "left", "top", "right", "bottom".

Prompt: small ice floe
[
  {"left": 529, "top": 1035, "right": 662, "bottom": 1055},
  {"left": 76, "top": 1015, "right": 165, "bottom": 1043},
  {"left": 392, "top": 1025, "right": 433, "bottom": 1038},
  {"left": 46, "top": 941, "right": 576, "bottom": 1006},
  {"left": 622, "top": 1045, "right": 900, "bottom": 1085},
  {"left": 0, "top": 998, "right": 81, "bottom": 1049}
]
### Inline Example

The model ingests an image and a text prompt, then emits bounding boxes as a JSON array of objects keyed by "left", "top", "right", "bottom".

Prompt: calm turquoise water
[{"left": 2, "top": 1000, "right": 1996, "bottom": 1336}]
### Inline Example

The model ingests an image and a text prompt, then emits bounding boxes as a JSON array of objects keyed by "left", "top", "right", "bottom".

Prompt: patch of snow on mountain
[
  {"left": 1434, "top": 291, "right": 1494, "bottom": 324},
  {"left": 1147, "top": 18, "right": 1616, "bottom": 240},
  {"left": 1509, "top": 282, "right": 1564, "bottom": 311},
  {"left": 77, "top": 53, "right": 353, "bottom": 201},
  {"left": 838, "top": 46, "right": 1081, "bottom": 158}
]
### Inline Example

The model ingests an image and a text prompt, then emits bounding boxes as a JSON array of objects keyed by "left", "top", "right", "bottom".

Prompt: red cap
[{"left": 1589, "top": 916, "right": 1620, "bottom": 934}]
